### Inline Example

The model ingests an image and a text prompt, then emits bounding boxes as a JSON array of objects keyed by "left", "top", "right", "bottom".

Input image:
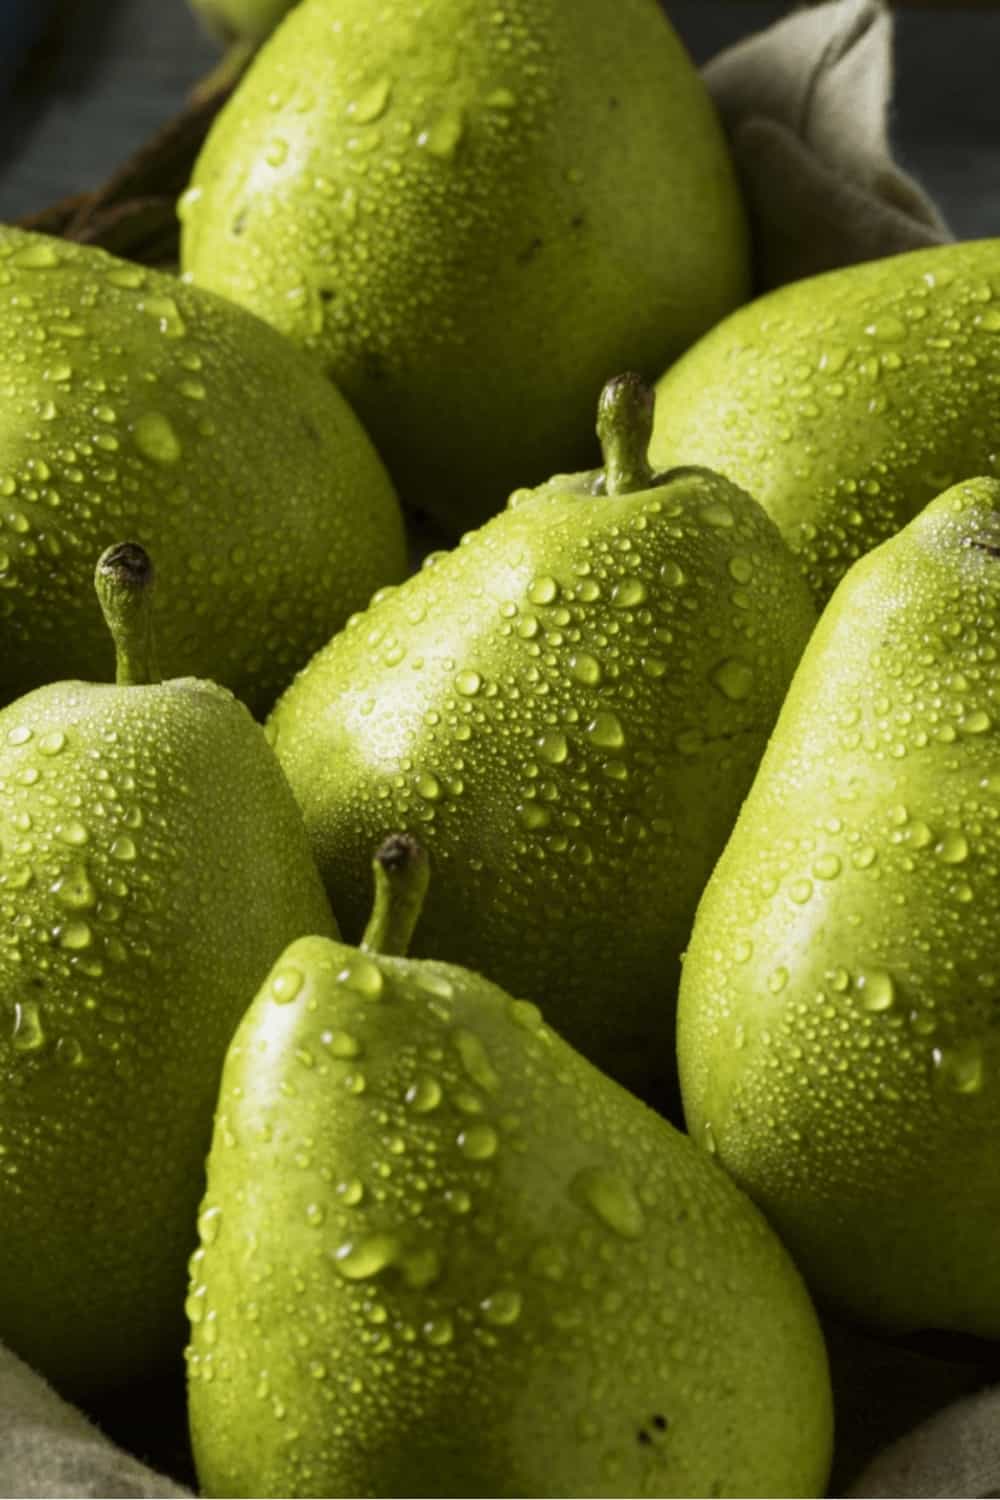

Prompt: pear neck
[
  {"left": 361, "top": 835, "right": 430, "bottom": 957},
  {"left": 597, "top": 372, "right": 656, "bottom": 496},
  {"left": 95, "top": 542, "right": 161, "bottom": 687}
]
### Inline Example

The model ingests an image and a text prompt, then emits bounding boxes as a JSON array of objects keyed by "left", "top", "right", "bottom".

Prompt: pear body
[
  {"left": 187, "top": 932, "right": 833, "bottom": 1498},
  {"left": 180, "top": 0, "right": 750, "bottom": 533},
  {"left": 0, "top": 673, "right": 337, "bottom": 1393},
  {"left": 678, "top": 479, "right": 1000, "bottom": 1335},
  {"left": 650, "top": 240, "right": 1000, "bottom": 605},
  {"left": 267, "top": 466, "right": 815, "bottom": 1102},
  {"left": 189, "top": 0, "right": 298, "bottom": 45},
  {"left": 0, "top": 227, "right": 405, "bottom": 715}
]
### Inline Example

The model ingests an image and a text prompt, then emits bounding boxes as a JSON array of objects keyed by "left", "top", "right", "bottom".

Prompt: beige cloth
[
  {"left": 849, "top": 1384, "right": 1000, "bottom": 1499},
  {"left": 0, "top": 3, "right": 977, "bottom": 1497},
  {"left": 705, "top": 0, "right": 951, "bottom": 289},
  {"left": 0, "top": 1342, "right": 191, "bottom": 1499}
]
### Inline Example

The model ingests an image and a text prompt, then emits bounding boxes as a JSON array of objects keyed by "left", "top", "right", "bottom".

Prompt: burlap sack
[
  {"left": 0, "top": 2, "right": 986, "bottom": 1496},
  {"left": 705, "top": 0, "right": 952, "bottom": 287},
  {"left": 0, "top": 1342, "right": 191, "bottom": 1500}
]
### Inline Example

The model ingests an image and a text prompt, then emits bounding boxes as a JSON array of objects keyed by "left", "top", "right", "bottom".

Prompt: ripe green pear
[
  {"left": 0, "top": 544, "right": 337, "bottom": 1395},
  {"left": 266, "top": 377, "right": 816, "bottom": 1104},
  {"left": 678, "top": 478, "right": 1000, "bottom": 1336},
  {"left": 180, "top": 0, "right": 750, "bottom": 533},
  {"left": 187, "top": 836, "right": 833, "bottom": 1499},
  {"left": 0, "top": 225, "right": 405, "bottom": 716},
  {"left": 189, "top": 0, "right": 298, "bottom": 46},
  {"left": 650, "top": 239, "right": 1000, "bottom": 605}
]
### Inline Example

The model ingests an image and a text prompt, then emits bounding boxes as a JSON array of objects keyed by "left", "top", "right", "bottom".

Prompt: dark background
[{"left": 0, "top": 0, "right": 997, "bottom": 236}]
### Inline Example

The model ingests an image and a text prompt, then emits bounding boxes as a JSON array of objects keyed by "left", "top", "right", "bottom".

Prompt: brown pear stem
[
  {"left": 361, "top": 835, "right": 430, "bottom": 957},
  {"left": 94, "top": 542, "right": 161, "bottom": 686}
]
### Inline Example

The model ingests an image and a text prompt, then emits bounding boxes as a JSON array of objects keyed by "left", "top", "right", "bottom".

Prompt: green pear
[
  {"left": 0, "top": 543, "right": 338, "bottom": 1395},
  {"left": 189, "top": 0, "right": 298, "bottom": 47},
  {"left": 180, "top": 0, "right": 750, "bottom": 534},
  {"left": 678, "top": 477, "right": 1000, "bottom": 1336},
  {"left": 186, "top": 835, "right": 833, "bottom": 1499},
  {"left": 650, "top": 239, "right": 1000, "bottom": 606},
  {"left": 267, "top": 376, "right": 816, "bottom": 1104},
  {"left": 0, "top": 225, "right": 405, "bottom": 716}
]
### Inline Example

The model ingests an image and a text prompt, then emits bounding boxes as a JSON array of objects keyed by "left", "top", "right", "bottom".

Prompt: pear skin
[
  {"left": 0, "top": 226, "right": 405, "bottom": 716},
  {"left": 267, "top": 377, "right": 816, "bottom": 1105},
  {"left": 679, "top": 478, "right": 1000, "bottom": 1336},
  {"left": 651, "top": 240, "right": 1000, "bottom": 605},
  {"left": 181, "top": 0, "right": 750, "bottom": 532},
  {"left": 0, "top": 546, "right": 338, "bottom": 1394},
  {"left": 186, "top": 838, "right": 833, "bottom": 1499}
]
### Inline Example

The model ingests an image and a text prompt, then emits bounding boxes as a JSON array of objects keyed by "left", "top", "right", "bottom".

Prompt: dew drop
[
  {"left": 334, "top": 1234, "right": 401, "bottom": 1280},
  {"left": 480, "top": 1289, "right": 522, "bottom": 1326},
  {"left": 133, "top": 412, "right": 182, "bottom": 465},
  {"left": 336, "top": 954, "right": 385, "bottom": 1000},
  {"left": 417, "top": 108, "right": 465, "bottom": 158},
  {"left": 50, "top": 865, "right": 97, "bottom": 911},
  {"left": 569, "top": 652, "right": 602, "bottom": 686},
  {"left": 857, "top": 969, "right": 895, "bottom": 1012},
  {"left": 570, "top": 1165, "right": 645, "bottom": 1238},
  {"left": 536, "top": 732, "right": 568, "bottom": 765},
  {"left": 348, "top": 75, "right": 392, "bottom": 124},
  {"left": 611, "top": 577, "right": 646, "bottom": 608},
  {"left": 405, "top": 1075, "right": 443, "bottom": 1112},
  {"left": 453, "top": 1028, "right": 500, "bottom": 1093},
  {"left": 936, "top": 830, "right": 969, "bottom": 865},
  {"left": 932, "top": 1040, "right": 984, "bottom": 1095},
  {"left": 12, "top": 1000, "right": 45, "bottom": 1053},
  {"left": 457, "top": 1123, "right": 498, "bottom": 1160},
  {"left": 711, "top": 658, "right": 754, "bottom": 701},
  {"left": 198, "top": 1206, "right": 223, "bottom": 1246},
  {"left": 528, "top": 575, "right": 558, "bottom": 606},
  {"left": 585, "top": 711, "right": 625, "bottom": 750},
  {"left": 271, "top": 966, "right": 304, "bottom": 1004}
]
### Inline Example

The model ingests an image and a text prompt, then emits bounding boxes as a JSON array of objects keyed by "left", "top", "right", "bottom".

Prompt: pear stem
[
  {"left": 597, "top": 372, "right": 655, "bottom": 496},
  {"left": 361, "top": 835, "right": 430, "bottom": 958},
  {"left": 94, "top": 542, "right": 161, "bottom": 687}
]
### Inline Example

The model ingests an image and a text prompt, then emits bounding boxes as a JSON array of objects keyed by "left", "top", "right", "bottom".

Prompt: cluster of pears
[{"left": 7, "top": 0, "right": 1000, "bottom": 1489}]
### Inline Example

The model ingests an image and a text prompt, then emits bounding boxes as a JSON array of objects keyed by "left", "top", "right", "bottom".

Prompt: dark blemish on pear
[
  {"left": 570, "top": 213, "right": 586, "bottom": 231},
  {"left": 964, "top": 537, "right": 1000, "bottom": 558},
  {"left": 516, "top": 237, "right": 544, "bottom": 265},
  {"left": 375, "top": 832, "right": 423, "bottom": 874},
  {"left": 98, "top": 541, "right": 154, "bottom": 593},
  {"left": 231, "top": 207, "right": 249, "bottom": 237}
]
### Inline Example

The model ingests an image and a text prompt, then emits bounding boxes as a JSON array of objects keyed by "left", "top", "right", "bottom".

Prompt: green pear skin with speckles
[
  {"left": 0, "top": 546, "right": 337, "bottom": 1395},
  {"left": 0, "top": 225, "right": 405, "bottom": 716},
  {"left": 650, "top": 240, "right": 1000, "bottom": 606},
  {"left": 678, "top": 478, "right": 1000, "bottom": 1336},
  {"left": 189, "top": 0, "right": 298, "bottom": 45},
  {"left": 186, "top": 839, "right": 833, "bottom": 1499},
  {"left": 180, "top": 0, "right": 749, "bottom": 533},
  {"left": 266, "top": 378, "right": 816, "bottom": 1104}
]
